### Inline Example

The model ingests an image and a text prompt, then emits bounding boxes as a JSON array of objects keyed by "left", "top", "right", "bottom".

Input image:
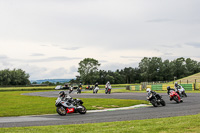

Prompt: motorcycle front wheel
[
  {"left": 78, "top": 105, "right": 87, "bottom": 114},
  {"left": 151, "top": 99, "right": 158, "bottom": 107},
  {"left": 56, "top": 106, "right": 66, "bottom": 116}
]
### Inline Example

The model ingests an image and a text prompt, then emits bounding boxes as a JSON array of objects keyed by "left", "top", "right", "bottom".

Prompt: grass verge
[
  {"left": 0, "top": 113, "right": 200, "bottom": 133},
  {"left": 0, "top": 91, "right": 148, "bottom": 117}
]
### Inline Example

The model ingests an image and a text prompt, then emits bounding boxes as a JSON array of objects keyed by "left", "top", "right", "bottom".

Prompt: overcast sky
[{"left": 0, "top": 0, "right": 200, "bottom": 80}]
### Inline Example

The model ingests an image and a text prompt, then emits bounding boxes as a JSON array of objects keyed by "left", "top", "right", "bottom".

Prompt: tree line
[
  {"left": 0, "top": 69, "right": 30, "bottom": 86},
  {"left": 1, "top": 57, "right": 200, "bottom": 86},
  {"left": 76, "top": 57, "right": 200, "bottom": 84}
]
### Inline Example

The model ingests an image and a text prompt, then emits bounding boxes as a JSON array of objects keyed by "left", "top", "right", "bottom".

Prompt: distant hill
[
  {"left": 176, "top": 72, "right": 200, "bottom": 84},
  {"left": 30, "top": 79, "right": 72, "bottom": 84}
]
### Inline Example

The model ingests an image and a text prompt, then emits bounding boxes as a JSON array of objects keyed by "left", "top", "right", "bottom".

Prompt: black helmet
[
  {"left": 167, "top": 86, "right": 171, "bottom": 90},
  {"left": 59, "top": 91, "right": 65, "bottom": 97}
]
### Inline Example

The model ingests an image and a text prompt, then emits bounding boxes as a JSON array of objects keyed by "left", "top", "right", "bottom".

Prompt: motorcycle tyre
[
  {"left": 56, "top": 107, "right": 66, "bottom": 116},
  {"left": 151, "top": 99, "right": 158, "bottom": 107},
  {"left": 78, "top": 105, "right": 87, "bottom": 114},
  {"left": 160, "top": 99, "right": 166, "bottom": 106},
  {"left": 183, "top": 93, "right": 187, "bottom": 97},
  {"left": 174, "top": 96, "right": 179, "bottom": 103}
]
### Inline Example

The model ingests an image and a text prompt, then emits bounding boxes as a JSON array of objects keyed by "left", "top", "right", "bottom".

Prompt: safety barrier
[
  {"left": 145, "top": 84, "right": 194, "bottom": 91},
  {"left": 130, "top": 85, "right": 142, "bottom": 91}
]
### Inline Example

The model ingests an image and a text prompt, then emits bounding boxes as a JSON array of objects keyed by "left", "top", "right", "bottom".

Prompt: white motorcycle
[
  {"left": 93, "top": 87, "right": 99, "bottom": 94},
  {"left": 55, "top": 96, "right": 86, "bottom": 116}
]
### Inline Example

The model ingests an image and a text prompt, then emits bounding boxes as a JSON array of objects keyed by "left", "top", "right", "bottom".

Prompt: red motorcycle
[{"left": 169, "top": 90, "right": 183, "bottom": 103}]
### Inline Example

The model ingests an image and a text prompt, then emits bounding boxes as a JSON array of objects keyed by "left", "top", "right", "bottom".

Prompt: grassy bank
[
  {"left": 1, "top": 113, "right": 200, "bottom": 133},
  {"left": 0, "top": 86, "right": 55, "bottom": 91},
  {"left": 0, "top": 91, "right": 148, "bottom": 117}
]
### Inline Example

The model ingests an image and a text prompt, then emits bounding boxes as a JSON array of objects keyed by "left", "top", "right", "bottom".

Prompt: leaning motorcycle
[
  {"left": 178, "top": 87, "right": 187, "bottom": 97},
  {"left": 93, "top": 87, "right": 99, "bottom": 94},
  {"left": 169, "top": 90, "right": 183, "bottom": 103},
  {"left": 147, "top": 93, "right": 166, "bottom": 107},
  {"left": 55, "top": 97, "right": 87, "bottom": 116}
]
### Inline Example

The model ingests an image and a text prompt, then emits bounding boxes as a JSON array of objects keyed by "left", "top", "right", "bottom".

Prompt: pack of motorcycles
[
  {"left": 55, "top": 86, "right": 187, "bottom": 116},
  {"left": 147, "top": 87, "right": 187, "bottom": 107}
]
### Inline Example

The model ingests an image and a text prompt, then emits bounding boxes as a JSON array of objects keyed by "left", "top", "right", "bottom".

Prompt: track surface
[{"left": 0, "top": 91, "right": 200, "bottom": 127}]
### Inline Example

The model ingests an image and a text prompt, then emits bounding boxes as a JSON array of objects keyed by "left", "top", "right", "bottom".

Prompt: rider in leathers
[{"left": 59, "top": 91, "right": 75, "bottom": 107}]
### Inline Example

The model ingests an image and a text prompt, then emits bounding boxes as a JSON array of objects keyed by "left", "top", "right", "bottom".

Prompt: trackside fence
[{"left": 127, "top": 84, "right": 194, "bottom": 91}]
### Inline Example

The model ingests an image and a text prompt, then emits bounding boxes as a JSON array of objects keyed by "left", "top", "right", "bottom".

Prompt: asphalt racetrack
[{"left": 0, "top": 91, "right": 200, "bottom": 127}]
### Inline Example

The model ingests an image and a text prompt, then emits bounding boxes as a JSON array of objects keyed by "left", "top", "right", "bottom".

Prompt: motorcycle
[
  {"left": 177, "top": 87, "right": 187, "bottom": 97},
  {"left": 93, "top": 86, "right": 99, "bottom": 94},
  {"left": 105, "top": 87, "right": 111, "bottom": 94},
  {"left": 77, "top": 87, "right": 82, "bottom": 94},
  {"left": 169, "top": 90, "right": 183, "bottom": 103},
  {"left": 55, "top": 96, "right": 87, "bottom": 116},
  {"left": 147, "top": 92, "right": 166, "bottom": 107}
]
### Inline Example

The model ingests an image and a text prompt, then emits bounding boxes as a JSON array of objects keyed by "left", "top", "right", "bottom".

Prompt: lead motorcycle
[
  {"left": 55, "top": 96, "right": 87, "bottom": 116},
  {"left": 147, "top": 92, "right": 166, "bottom": 107}
]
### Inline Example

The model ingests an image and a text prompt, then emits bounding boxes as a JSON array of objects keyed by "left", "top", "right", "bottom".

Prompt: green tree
[{"left": 78, "top": 58, "right": 100, "bottom": 84}]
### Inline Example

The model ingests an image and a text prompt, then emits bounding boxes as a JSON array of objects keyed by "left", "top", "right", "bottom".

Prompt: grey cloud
[
  {"left": 62, "top": 47, "right": 80, "bottom": 50},
  {"left": 0, "top": 55, "right": 9, "bottom": 60},
  {"left": 31, "top": 53, "right": 45, "bottom": 56},
  {"left": 146, "top": 19, "right": 173, "bottom": 23},
  {"left": 186, "top": 42, "right": 200, "bottom": 48},
  {"left": 27, "top": 56, "right": 81, "bottom": 63},
  {"left": 120, "top": 56, "right": 144, "bottom": 59}
]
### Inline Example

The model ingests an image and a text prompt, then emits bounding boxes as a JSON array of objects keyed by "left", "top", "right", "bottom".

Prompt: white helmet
[{"left": 146, "top": 88, "right": 151, "bottom": 93}]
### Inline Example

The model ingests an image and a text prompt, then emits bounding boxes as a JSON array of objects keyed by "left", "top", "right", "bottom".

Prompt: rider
[
  {"left": 146, "top": 88, "right": 156, "bottom": 97},
  {"left": 59, "top": 91, "right": 73, "bottom": 104},
  {"left": 95, "top": 82, "right": 98, "bottom": 88},
  {"left": 105, "top": 81, "right": 111, "bottom": 91},
  {"left": 93, "top": 82, "right": 99, "bottom": 93},
  {"left": 174, "top": 82, "right": 183, "bottom": 97}
]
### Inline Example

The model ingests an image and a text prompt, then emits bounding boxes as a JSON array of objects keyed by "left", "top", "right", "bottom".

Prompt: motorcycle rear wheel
[
  {"left": 78, "top": 105, "right": 87, "bottom": 114},
  {"left": 56, "top": 107, "right": 66, "bottom": 116},
  {"left": 174, "top": 96, "right": 179, "bottom": 103}
]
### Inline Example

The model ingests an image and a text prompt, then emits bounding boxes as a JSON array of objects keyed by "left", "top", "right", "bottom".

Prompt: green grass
[
  {"left": 1, "top": 113, "right": 200, "bottom": 133},
  {"left": 0, "top": 91, "right": 148, "bottom": 117},
  {"left": 0, "top": 86, "right": 55, "bottom": 91}
]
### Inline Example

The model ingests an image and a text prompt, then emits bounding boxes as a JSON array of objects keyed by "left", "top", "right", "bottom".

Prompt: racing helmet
[
  {"left": 167, "top": 86, "right": 171, "bottom": 90},
  {"left": 146, "top": 88, "right": 151, "bottom": 93},
  {"left": 59, "top": 91, "right": 65, "bottom": 97},
  {"left": 175, "top": 82, "right": 178, "bottom": 87}
]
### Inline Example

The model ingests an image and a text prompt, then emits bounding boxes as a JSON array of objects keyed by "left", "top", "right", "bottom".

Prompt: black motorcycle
[{"left": 147, "top": 92, "right": 166, "bottom": 107}]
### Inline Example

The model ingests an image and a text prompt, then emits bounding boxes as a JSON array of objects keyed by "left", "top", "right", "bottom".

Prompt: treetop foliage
[{"left": 77, "top": 57, "right": 200, "bottom": 84}]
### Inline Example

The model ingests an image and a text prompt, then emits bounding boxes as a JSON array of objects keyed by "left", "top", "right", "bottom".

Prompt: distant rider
[
  {"left": 105, "top": 81, "right": 111, "bottom": 91},
  {"left": 95, "top": 82, "right": 98, "bottom": 88},
  {"left": 174, "top": 82, "right": 184, "bottom": 97}
]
